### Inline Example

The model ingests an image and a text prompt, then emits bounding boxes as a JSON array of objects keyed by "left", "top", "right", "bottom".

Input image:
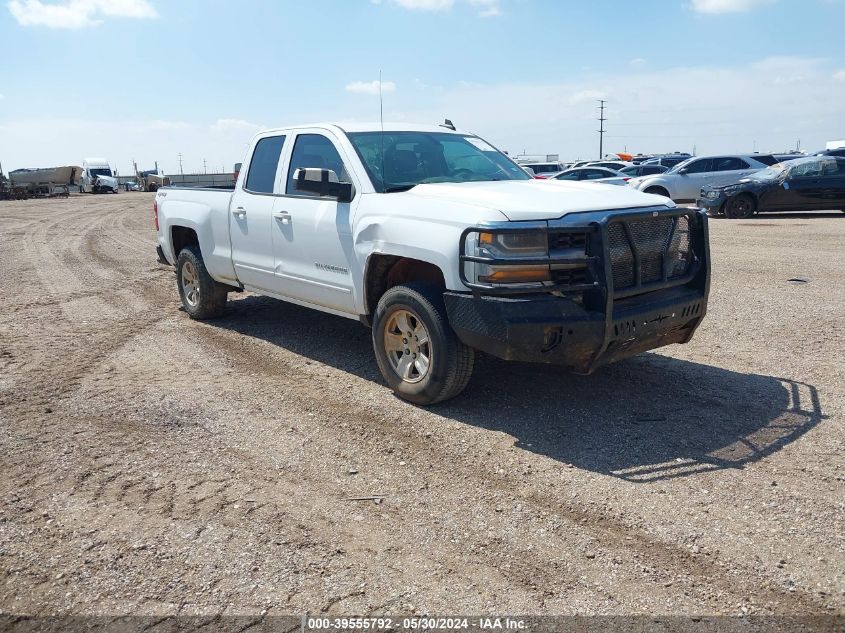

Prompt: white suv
[{"left": 629, "top": 155, "right": 771, "bottom": 202}]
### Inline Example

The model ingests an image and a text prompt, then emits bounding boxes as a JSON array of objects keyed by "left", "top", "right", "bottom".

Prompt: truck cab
[
  {"left": 81, "top": 158, "right": 118, "bottom": 194},
  {"left": 155, "top": 122, "right": 710, "bottom": 405}
]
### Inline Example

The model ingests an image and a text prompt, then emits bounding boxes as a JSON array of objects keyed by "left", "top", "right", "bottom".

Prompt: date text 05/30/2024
[{"left": 305, "top": 617, "right": 527, "bottom": 631}]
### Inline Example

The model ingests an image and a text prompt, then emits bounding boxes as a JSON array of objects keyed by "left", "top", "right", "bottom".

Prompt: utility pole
[
  {"left": 597, "top": 100, "right": 607, "bottom": 159},
  {"left": 178, "top": 153, "right": 184, "bottom": 175},
  {"left": 203, "top": 158, "right": 207, "bottom": 174}
]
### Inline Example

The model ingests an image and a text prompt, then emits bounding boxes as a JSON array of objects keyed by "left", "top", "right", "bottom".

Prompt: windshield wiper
[{"left": 383, "top": 185, "right": 417, "bottom": 193}]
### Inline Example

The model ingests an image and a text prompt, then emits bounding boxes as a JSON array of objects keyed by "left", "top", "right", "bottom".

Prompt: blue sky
[{"left": 1, "top": 0, "right": 844, "bottom": 174}]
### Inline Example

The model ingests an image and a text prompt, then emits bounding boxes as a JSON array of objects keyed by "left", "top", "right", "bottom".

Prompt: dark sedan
[{"left": 697, "top": 155, "right": 845, "bottom": 218}]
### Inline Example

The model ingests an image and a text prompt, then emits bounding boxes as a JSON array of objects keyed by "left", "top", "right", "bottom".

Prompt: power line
[{"left": 597, "top": 100, "right": 607, "bottom": 159}]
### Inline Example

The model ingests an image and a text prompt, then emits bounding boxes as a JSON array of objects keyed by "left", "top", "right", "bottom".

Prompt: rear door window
[
  {"left": 820, "top": 158, "right": 845, "bottom": 177},
  {"left": 583, "top": 169, "right": 609, "bottom": 180},
  {"left": 712, "top": 157, "right": 750, "bottom": 171},
  {"left": 245, "top": 135, "right": 286, "bottom": 194},
  {"left": 556, "top": 171, "right": 580, "bottom": 180}
]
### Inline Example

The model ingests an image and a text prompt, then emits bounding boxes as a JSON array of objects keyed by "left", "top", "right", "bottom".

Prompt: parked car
[
  {"left": 154, "top": 122, "right": 710, "bottom": 405},
  {"left": 640, "top": 154, "right": 693, "bottom": 169},
  {"left": 620, "top": 164, "right": 668, "bottom": 177},
  {"left": 812, "top": 147, "right": 845, "bottom": 158},
  {"left": 585, "top": 161, "right": 632, "bottom": 171},
  {"left": 698, "top": 155, "right": 845, "bottom": 218},
  {"left": 629, "top": 154, "right": 774, "bottom": 202},
  {"left": 746, "top": 153, "right": 805, "bottom": 166},
  {"left": 123, "top": 180, "right": 141, "bottom": 192},
  {"left": 519, "top": 161, "right": 567, "bottom": 178},
  {"left": 551, "top": 166, "right": 631, "bottom": 186}
]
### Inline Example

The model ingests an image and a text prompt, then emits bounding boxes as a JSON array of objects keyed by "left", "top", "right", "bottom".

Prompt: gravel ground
[{"left": 0, "top": 193, "right": 842, "bottom": 617}]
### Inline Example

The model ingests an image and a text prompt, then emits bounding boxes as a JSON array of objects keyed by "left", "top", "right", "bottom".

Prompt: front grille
[
  {"left": 608, "top": 215, "right": 692, "bottom": 291},
  {"left": 549, "top": 231, "right": 587, "bottom": 251},
  {"left": 551, "top": 268, "right": 589, "bottom": 285}
]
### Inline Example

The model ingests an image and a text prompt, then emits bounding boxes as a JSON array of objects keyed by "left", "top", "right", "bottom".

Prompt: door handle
[
  {"left": 232, "top": 207, "right": 246, "bottom": 217},
  {"left": 273, "top": 211, "right": 291, "bottom": 224}
]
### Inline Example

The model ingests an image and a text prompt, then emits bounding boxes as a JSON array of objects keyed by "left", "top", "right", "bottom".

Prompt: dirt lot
[{"left": 0, "top": 193, "right": 842, "bottom": 617}]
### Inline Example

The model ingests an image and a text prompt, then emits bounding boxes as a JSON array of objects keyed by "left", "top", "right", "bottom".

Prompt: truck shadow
[{"left": 212, "top": 294, "right": 825, "bottom": 483}]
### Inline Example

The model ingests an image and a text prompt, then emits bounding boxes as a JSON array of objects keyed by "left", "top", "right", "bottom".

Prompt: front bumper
[
  {"left": 697, "top": 193, "right": 727, "bottom": 215},
  {"left": 447, "top": 207, "right": 710, "bottom": 373},
  {"left": 445, "top": 287, "right": 706, "bottom": 373}
]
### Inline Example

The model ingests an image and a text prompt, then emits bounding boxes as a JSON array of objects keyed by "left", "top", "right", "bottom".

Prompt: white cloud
[
  {"left": 629, "top": 57, "right": 646, "bottom": 67},
  {"left": 345, "top": 80, "right": 397, "bottom": 95},
  {"left": 690, "top": 0, "right": 775, "bottom": 14},
  {"left": 7, "top": 0, "right": 157, "bottom": 29},
  {"left": 389, "top": 0, "right": 453, "bottom": 10},
  {"left": 834, "top": 70, "right": 845, "bottom": 81},
  {"left": 751, "top": 56, "right": 825, "bottom": 85},
  {"left": 469, "top": 0, "right": 501, "bottom": 16},
  {"left": 567, "top": 89, "right": 606, "bottom": 105},
  {"left": 210, "top": 119, "right": 263, "bottom": 134},
  {"left": 4, "top": 57, "right": 841, "bottom": 176},
  {"left": 369, "top": 56, "right": 843, "bottom": 159},
  {"left": 382, "top": 0, "right": 500, "bottom": 14}
]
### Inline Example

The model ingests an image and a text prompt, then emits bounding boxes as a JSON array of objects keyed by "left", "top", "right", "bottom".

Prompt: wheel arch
[
  {"left": 170, "top": 225, "right": 200, "bottom": 259},
  {"left": 362, "top": 253, "right": 447, "bottom": 323}
]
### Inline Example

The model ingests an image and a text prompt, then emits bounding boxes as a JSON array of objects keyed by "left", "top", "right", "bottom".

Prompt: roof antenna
[
  {"left": 379, "top": 70, "right": 386, "bottom": 191},
  {"left": 440, "top": 118, "right": 456, "bottom": 131}
]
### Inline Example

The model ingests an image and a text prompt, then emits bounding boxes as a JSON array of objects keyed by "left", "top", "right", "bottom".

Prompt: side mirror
[
  {"left": 678, "top": 167, "right": 690, "bottom": 174},
  {"left": 293, "top": 168, "right": 353, "bottom": 202}
]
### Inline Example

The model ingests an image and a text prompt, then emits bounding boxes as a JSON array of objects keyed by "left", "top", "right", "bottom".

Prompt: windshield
[
  {"left": 346, "top": 131, "right": 529, "bottom": 192},
  {"left": 90, "top": 168, "right": 113, "bottom": 177}
]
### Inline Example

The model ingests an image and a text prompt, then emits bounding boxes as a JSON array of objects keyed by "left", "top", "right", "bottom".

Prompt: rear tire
[
  {"left": 645, "top": 186, "right": 670, "bottom": 198},
  {"left": 372, "top": 283, "right": 474, "bottom": 405},
  {"left": 176, "top": 245, "right": 228, "bottom": 319},
  {"left": 725, "top": 193, "right": 756, "bottom": 219}
]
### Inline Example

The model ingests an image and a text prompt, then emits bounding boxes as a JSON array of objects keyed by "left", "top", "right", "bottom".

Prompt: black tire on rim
[
  {"left": 372, "top": 283, "right": 474, "bottom": 405},
  {"left": 725, "top": 193, "right": 757, "bottom": 219},
  {"left": 175, "top": 245, "right": 228, "bottom": 319}
]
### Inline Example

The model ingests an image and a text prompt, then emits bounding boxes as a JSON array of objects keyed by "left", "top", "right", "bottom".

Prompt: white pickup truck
[{"left": 155, "top": 122, "right": 710, "bottom": 405}]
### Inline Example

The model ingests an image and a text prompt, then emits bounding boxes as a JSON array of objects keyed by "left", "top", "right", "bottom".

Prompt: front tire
[
  {"left": 725, "top": 193, "right": 756, "bottom": 219},
  {"left": 373, "top": 283, "right": 474, "bottom": 405},
  {"left": 176, "top": 246, "right": 228, "bottom": 319}
]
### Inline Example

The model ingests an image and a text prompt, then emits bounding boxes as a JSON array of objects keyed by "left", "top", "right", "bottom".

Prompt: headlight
[{"left": 469, "top": 230, "right": 551, "bottom": 285}]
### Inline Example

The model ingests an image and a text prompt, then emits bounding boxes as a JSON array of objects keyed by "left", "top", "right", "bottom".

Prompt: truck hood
[{"left": 401, "top": 179, "right": 673, "bottom": 221}]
